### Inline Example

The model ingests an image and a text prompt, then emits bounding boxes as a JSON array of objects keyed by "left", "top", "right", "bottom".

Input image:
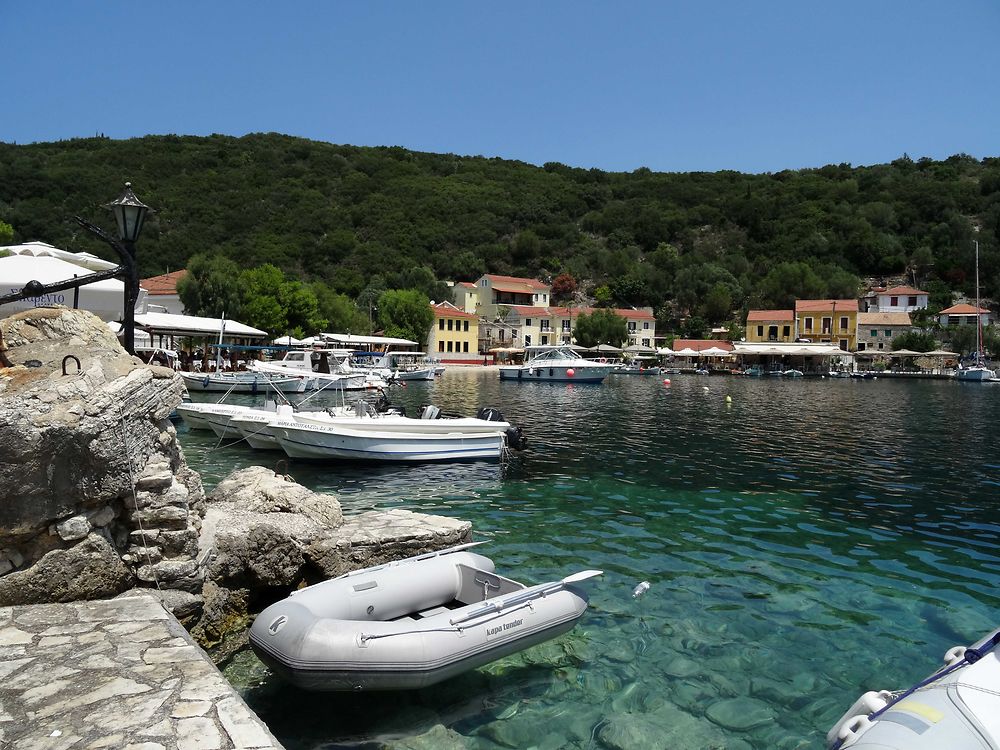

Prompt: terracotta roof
[
  {"left": 506, "top": 305, "right": 654, "bottom": 321},
  {"left": 880, "top": 286, "right": 928, "bottom": 296},
  {"left": 794, "top": 299, "right": 859, "bottom": 313},
  {"left": 140, "top": 269, "right": 187, "bottom": 296},
  {"left": 857, "top": 312, "right": 912, "bottom": 326},
  {"left": 456, "top": 281, "right": 476, "bottom": 289},
  {"left": 939, "top": 303, "right": 989, "bottom": 315},
  {"left": 483, "top": 274, "right": 549, "bottom": 290},
  {"left": 746, "top": 309, "right": 793, "bottom": 322},
  {"left": 431, "top": 301, "right": 478, "bottom": 319},
  {"left": 671, "top": 339, "right": 735, "bottom": 352}
]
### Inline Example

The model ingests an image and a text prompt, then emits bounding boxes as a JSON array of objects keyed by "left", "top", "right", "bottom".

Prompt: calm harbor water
[{"left": 180, "top": 371, "right": 1000, "bottom": 749}]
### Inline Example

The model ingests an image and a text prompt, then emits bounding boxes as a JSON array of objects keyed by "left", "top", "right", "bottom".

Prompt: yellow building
[
  {"left": 428, "top": 301, "right": 480, "bottom": 363},
  {"left": 745, "top": 310, "right": 795, "bottom": 342},
  {"left": 794, "top": 299, "right": 858, "bottom": 351}
]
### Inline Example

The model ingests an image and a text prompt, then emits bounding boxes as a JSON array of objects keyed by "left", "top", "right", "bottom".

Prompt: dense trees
[
  {"left": 573, "top": 309, "right": 629, "bottom": 347},
  {"left": 1, "top": 134, "right": 998, "bottom": 337},
  {"left": 376, "top": 289, "right": 434, "bottom": 344}
]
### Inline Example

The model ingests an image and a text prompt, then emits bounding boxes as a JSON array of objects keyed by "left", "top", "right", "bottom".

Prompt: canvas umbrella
[
  {"left": 925, "top": 349, "right": 958, "bottom": 357},
  {"left": 588, "top": 343, "right": 623, "bottom": 353},
  {"left": 273, "top": 335, "right": 303, "bottom": 346},
  {"left": 673, "top": 347, "right": 700, "bottom": 357},
  {"left": 0, "top": 254, "right": 126, "bottom": 322},
  {"left": 700, "top": 346, "right": 733, "bottom": 357}
]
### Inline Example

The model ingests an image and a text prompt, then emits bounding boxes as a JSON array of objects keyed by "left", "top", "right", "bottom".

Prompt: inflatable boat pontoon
[
  {"left": 249, "top": 543, "right": 601, "bottom": 691},
  {"left": 828, "top": 627, "right": 1000, "bottom": 749}
]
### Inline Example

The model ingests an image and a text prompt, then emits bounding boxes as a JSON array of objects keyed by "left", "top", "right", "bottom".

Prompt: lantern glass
[{"left": 107, "top": 182, "right": 150, "bottom": 244}]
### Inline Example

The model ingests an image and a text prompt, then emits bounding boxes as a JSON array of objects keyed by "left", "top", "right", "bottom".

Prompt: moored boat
[
  {"left": 178, "top": 370, "right": 307, "bottom": 394},
  {"left": 249, "top": 544, "right": 601, "bottom": 691},
  {"left": 499, "top": 346, "right": 615, "bottom": 383}
]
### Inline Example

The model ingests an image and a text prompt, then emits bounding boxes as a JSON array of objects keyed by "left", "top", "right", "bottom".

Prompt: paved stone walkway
[{"left": 0, "top": 593, "right": 283, "bottom": 750}]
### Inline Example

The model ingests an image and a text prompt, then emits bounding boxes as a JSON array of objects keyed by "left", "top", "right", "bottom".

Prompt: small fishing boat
[
  {"left": 249, "top": 544, "right": 601, "bottom": 691},
  {"left": 251, "top": 348, "right": 386, "bottom": 391},
  {"left": 827, "top": 626, "right": 1000, "bottom": 749},
  {"left": 499, "top": 346, "right": 615, "bottom": 383},
  {"left": 175, "top": 401, "right": 272, "bottom": 432},
  {"left": 783, "top": 369, "right": 804, "bottom": 377},
  {"left": 956, "top": 238, "right": 998, "bottom": 382},
  {"left": 178, "top": 370, "right": 308, "bottom": 394}
]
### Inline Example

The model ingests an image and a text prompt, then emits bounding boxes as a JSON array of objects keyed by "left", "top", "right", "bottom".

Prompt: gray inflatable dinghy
[{"left": 249, "top": 543, "right": 602, "bottom": 691}]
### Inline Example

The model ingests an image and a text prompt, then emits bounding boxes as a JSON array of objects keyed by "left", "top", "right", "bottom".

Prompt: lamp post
[{"left": 106, "top": 182, "right": 151, "bottom": 355}]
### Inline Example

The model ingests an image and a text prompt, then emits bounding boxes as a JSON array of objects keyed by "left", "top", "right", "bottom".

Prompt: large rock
[
  {"left": 0, "top": 308, "right": 205, "bottom": 607},
  {"left": 208, "top": 465, "right": 343, "bottom": 528}
]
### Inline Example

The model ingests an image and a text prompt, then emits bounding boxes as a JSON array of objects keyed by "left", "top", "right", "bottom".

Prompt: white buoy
[
  {"left": 632, "top": 581, "right": 651, "bottom": 599},
  {"left": 725, "top": 395, "right": 732, "bottom": 404}
]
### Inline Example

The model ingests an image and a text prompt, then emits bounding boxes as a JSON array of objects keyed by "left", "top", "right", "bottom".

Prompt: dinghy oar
[{"left": 450, "top": 569, "right": 603, "bottom": 626}]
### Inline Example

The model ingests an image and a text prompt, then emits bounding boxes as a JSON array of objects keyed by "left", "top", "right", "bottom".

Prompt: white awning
[
  {"left": 133, "top": 312, "right": 267, "bottom": 339},
  {"left": 318, "top": 333, "right": 418, "bottom": 347},
  {"left": 0, "top": 254, "right": 127, "bottom": 322},
  {"left": 1, "top": 241, "right": 119, "bottom": 271}
]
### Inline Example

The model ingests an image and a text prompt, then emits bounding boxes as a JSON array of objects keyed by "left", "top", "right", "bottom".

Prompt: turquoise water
[{"left": 180, "top": 372, "right": 1000, "bottom": 749}]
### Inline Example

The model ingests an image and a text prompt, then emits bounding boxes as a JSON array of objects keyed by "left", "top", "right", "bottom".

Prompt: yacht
[
  {"left": 499, "top": 346, "right": 615, "bottom": 383},
  {"left": 250, "top": 348, "right": 386, "bottom": 391}
]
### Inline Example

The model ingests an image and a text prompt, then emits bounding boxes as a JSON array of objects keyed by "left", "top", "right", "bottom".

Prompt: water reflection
[{"left": 183, "top": 370, "right": 1000, "bottom": 749}]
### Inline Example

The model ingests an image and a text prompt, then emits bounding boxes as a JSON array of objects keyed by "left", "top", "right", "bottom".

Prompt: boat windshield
[{"left": 526, "top": 346, "right": 582, "bottom": 363}]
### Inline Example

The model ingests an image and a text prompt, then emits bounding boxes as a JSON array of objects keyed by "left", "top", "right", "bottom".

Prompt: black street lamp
[{"left": 106, "top": 182, "right": 151, "bottom": 355}]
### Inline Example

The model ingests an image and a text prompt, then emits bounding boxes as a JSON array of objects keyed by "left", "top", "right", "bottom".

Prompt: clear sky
[{"left": 4, "top": 1, "right": 998, "bottom": 173}]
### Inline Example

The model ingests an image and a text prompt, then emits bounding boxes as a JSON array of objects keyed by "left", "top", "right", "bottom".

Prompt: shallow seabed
[{"left": 180, "top": 370, "right": 1000, "bottom": 749}]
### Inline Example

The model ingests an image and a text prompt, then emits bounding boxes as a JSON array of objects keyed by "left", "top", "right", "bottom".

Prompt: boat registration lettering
[{"left": 485, "top": 618, "right": 523, "bottom": 639}]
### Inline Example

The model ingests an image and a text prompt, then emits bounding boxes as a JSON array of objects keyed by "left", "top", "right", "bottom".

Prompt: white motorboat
[
  {"left": 175, "top": 401, "right": 278, "bottom": 433},
  {"left": 353, "top": 350, "right": 437, "bottom": 381},
  {"left": 499, "top": 346, "right": 615, "bottom": 383},
  {"left": 251, "top": 348, "right": 386, "bottom": 391},
  {"left": 249, "top": 543, "right": 601, "bottom": 691},
  {"left": 827, "top": 627, "right": 1000, "bottom": 749},
  {"left": 179, "top": 370, "right": 307, "bottom": 394},
  {"left": 271, "top": 420, "right": 509, "bottom": 462}
]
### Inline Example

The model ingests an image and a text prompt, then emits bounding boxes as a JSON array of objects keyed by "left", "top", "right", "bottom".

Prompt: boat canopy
[
  {"left": 133, "top": 312, "right": 267, "bottom": 339},
  {"left": 319, "top": 333, "right": 418, "bottom": 347}
]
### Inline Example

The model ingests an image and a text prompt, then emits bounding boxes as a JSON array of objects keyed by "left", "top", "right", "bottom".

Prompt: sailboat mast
[{"left": 975, "top": 239, "right": 983, "bottom": 362}]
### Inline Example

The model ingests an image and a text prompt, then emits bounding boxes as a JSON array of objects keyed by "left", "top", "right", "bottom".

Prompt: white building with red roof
[
  {"left": 938, "top": 303, "right": 994, "bottom": 328},
  {"left": 503, "top": 305, "right": 656, "bottom": 349},
  {"left": 472, "top": 274, "right": 550, "bottom": 319},
  {"left": 451, "top": 281, "right": 479, "bottom": 314},
  {"left": 875, "top": 285, "right": 929, "bottom": 313},
  {"left": 140, "top": 269, "right": 187, "bottom": 315}
]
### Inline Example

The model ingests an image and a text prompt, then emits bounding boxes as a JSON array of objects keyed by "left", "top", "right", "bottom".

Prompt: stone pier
[{"left": 0, "top": 594, "right": 283, "bottom": 750}]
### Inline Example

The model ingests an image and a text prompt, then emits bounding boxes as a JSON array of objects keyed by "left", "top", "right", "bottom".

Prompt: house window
[
  {"left": 481, "top": 279, "right": 488, "bottom": 286},
  {"left": 884, "top": 329, "right": 891, "bottom": 337},
  {"left": 782, "top": 325, "right": 790, "bottom": 338},
  {"left": 562, "top": 321, "right": 571, "bottom": 332},
  {"left": 756, "top": 325, "right": 764, "bottom": 337},
  {"left": 643, "top": 322, "right": 650, "bottom": 330},
  {"left": 438, "top": 341, "right": 444, "bottom": 352},
  {"left": 822, "top": 317, "right": 832, "bottom": 334},
  {"left": 447, "top": 319, "right": 453, "bottom": 331},
  {"left": 840, "top": 316, "right": 848, "bottom": 331},
  {"left": 908, "top": 296, "right": 917, "bottom": 306},
  {"left": 447, "top": 341, "right": 453, "bottom": 352},
  {"left": 541, "top": 335, "right": 548, "bottom": 345},
  {"left": 525, "top": 318, "right": 532, "bottom": 326},
  {"left": 438, "top": 319, "right": 445, "bottom": 330},
  {"left": 540, "top": 320, "right": 550, "bottom": 332},
  {"left": 463, "top": 342, "right": 469, "bottom": 353},
  {"left": 890, "top": 296, "right": 898, "bottom": 306},
  {"left": 524, "top": 335, "right": 531, "bottom": 346},
  {"left": 768, "top": 325, "right": 778, "bottom": 341},
  {"left": 805, "top": 317, "right": 813, "bottom": 331},
  {"left": 642, "top": 338, "right": 650, "bottom": 347},
  {"left": 870, "top": 329, "right": 877, "bottom": 337},
  {"left": 463, "top": 320, "right": 469, "bottom": 332},
  {"left": 562, "top": 335, "right": 571, "bottom": 344},
  {"left": 858, "top": 342, "right": 866, "bottom": 351},
  {"left": 628, "top": 322, "right": 637, "bottom": 332}
]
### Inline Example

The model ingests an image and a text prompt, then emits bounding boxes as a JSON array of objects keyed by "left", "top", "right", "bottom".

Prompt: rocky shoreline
[{"left": 0, "top": 307, "right": 472, "bottom": 652}]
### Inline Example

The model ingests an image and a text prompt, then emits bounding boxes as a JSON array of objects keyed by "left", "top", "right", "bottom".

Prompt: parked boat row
[{"left": 177, "top": 396, "right": 527, "bottom": 462}]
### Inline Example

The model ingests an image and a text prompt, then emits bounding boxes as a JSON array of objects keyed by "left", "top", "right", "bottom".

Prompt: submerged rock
[{"left": 705, "top": 696, "right": 776, "bottom": 731}]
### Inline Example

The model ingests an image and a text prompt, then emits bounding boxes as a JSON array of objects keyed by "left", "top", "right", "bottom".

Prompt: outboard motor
[
  {"left": 476, "top": 407, "right": 504, "bottom": 422},
  {"left": 505, "top": 425, "right": 527, "bottom": 451},
  {"left": 420, "top": 404, "right": 441, "bottom": 420}
]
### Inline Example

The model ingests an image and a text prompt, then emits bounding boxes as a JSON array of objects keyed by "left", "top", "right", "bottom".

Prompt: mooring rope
[{"left": 116, "top": 403, "right": 161, "bottom": 591}]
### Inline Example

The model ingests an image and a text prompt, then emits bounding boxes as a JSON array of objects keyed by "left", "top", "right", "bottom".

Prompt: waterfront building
[
  {"left": 473, "top": 274, "right": 551, "bottom": 320},
  {"left": 938, "top": 303, "right": 995, "bottom": 328},
  {"left": 428, "top": 301, "right": 480, "bottom": 363},
  {"left": 503, "top": 306, "right": 656, "bottom": 349},
  {"left": 745, "top": 310, "right": 795, "bottom": 343},
  {"left": 140, "top": 270, "right": 188, "bottom": 315},
  {"left": 856, "top": 312, "right": 914, "bottom": 352},
  {"left": 794, "top": 299, "right": 858, "bottom": 351}
]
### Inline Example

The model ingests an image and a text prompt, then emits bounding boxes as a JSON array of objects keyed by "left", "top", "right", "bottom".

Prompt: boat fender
[
  {"left": 202, "top": 376, "right": 210, "bottom": 388},
  {"left": 943, "top": 644, "right": 966, "bottom": 667},
  {"left": 826, "top": 690, "right": 890, "bottom": 748}
]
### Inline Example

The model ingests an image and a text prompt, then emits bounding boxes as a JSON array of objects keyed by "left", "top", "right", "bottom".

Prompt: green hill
[{"left": 1, "top": 133, "right": 997, "bottom": 325}]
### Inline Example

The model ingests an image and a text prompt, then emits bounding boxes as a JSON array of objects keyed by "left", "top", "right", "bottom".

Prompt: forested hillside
[{"left": 1, "top": 133, "right": 997, "bottom": 332}]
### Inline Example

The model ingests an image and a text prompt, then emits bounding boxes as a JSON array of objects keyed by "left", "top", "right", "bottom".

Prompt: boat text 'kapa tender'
[{"left": 249, "top": 544, "right": 601, "bottom": 691}]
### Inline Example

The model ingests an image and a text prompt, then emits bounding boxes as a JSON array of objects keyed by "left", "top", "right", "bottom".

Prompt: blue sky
[{"left": 4, "top": 1, "right": 998, "bottom": 173}]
